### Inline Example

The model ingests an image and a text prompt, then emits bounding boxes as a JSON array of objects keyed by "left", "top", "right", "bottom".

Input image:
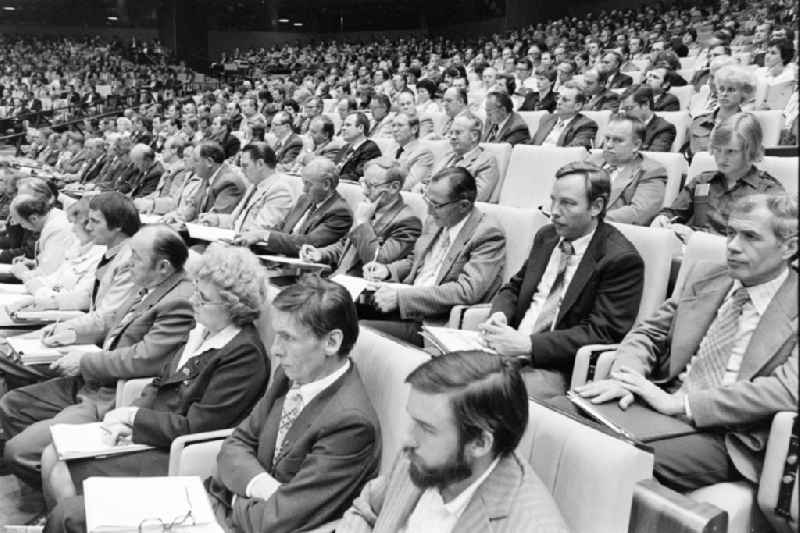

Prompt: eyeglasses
[
  {"left": 423, "top": 193, "right": 460, "bottom": 210},
  {"left": 361, "top": 180, "right": 391, "bottom": 191}
]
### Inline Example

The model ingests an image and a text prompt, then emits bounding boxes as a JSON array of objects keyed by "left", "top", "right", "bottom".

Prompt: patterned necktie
[
  {"left": 273, "top": 385, "right": 303, "bottom": 466},
  {"left": 395, "top": 146, "right": 405, "bottom": 159},
  {"left": 681, "top": 287, "right": 750, "bottom": 392},
  {"left": 103, "top": 288, "right": 148, "bottom": 350},
  {"left": 486, "top": 124, "right": 498, "bottom": 142},
  {"left": 531, "top": 241, "right": 575, "bottom": 334},
  {"left": 91, "top": 254, "right": 114, "bottom": 306}
]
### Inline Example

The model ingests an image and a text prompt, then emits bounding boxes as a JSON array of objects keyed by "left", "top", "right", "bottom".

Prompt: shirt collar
[
  {"left": 104, "top": 238, "right": 128, "bottom": 260},
  {"left": 349, "top": 137, "right": 367, "bottom": 152},
  {"left": 562, "top": 226, "right": 596, "bottom": 257},
  {"left": 194, "top": 323, "right": 241, "bottom": 352},
  {"left": 293, "top": 359, "right": 351, "bottom": 405},
  {"left": 445, "top": 212, "right": 471, "bottom": 245},
  {"left": 733, "top": 268, "right": 790, "bottom": 316},
  {"left": 495, "top": 114, "right": 510, "bottom": 132},
  {"left": 440, "top": 456, "right": 501, "bottom": 517}
]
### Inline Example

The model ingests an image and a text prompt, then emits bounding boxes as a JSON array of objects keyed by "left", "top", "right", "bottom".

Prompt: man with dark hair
[
  {"left": 589, "top": 115, "right": 668, "bottom": 225},
  {"left": 335, "top": 112, "right": 382, "bottom": 182},
  {"left": 338, "top": 350, "right": 569, "bottom": 532},
  {"left": 119, "top": 143, "right": 164, "bottom": 198},
  {"left": 0, "top": 224, "right": 194, "bottom": 486},
  {"left": 438, "top": 87, "right": 469, "bottom": 138},
  {"left": 9, "top": 194, "right": 73, "bottom": 276},
  {"left": 480, "top": 161, "right": 644, "bottom": 399},
  {"left": 643, "top": 67, "right": 680, "bottom": 111},
  {"left": 619, "top": 87, "right": 677, "bottom": 152},
  {"left": 581, "top": 70, "right": 621, "bottom": 111},
  {"left": 270, "top": 111, "right": 304, "bottom": 172},
  {"left": 482, "top": 92, "right": 531, "bottom": 145},
  {"left": 361, "top": 167, "right": 506, "bottom": 346},
  {"left": 392, "top": 112, "right": 435, "bottom": 190},
  {"left": 530, "top": 82, "right": 598, "bottom": 149},
  {"left": 368, "top": 93, "right": 396, "bottom": 139},
  {"left": 206, "top": 277, "right": 381, "bottom": 533},
  {"left": 598, "top": 51, "right": 633, "bottom": 89},
  {"left": 307, "top": 115, "right": 342, "bottom": 162}
]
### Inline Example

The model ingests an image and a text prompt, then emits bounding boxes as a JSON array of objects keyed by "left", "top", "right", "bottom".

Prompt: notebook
[
  {"left": 257, "top": 254, "right": 330, "bottom": 272},
  {"left": 185, "top": 223, "right": 235, "bottom": 243},
  {"left": 84, "top": 476, "right": 223, "bottom": 533},
  {"left": 50, "top": 422, "right": 154, "bottom": 461},
  {"left": 6, "top": 336, "right": 102, "bottom": 365},
  {"left": 420, "top": 326, "right": 497, "bottom": 355},
  {"left": 8, "top": 310, "right": 85, "bottom": 324},
  {"left": 330, "top": 274, "right": 374, "bottom": 300}
]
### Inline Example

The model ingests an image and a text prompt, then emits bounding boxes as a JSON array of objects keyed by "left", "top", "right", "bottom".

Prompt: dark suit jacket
[
  {"left": 78, "top": 154, "right": 108, "bottom": 184},
  {"left": 320, "top": 195, "right": 421, "bottom": 277},
  {"left": 643, "top": 115, "right": 678, "bottom": 152},
  {"left": 491, "top": 222, "right": 644, "bottom": 375},
  {"left": 275, "top": 133, "right": 304, "bottom": 167},
  {"left": 531, "top": 113, "right": 598, "bottom": 149},
  {"left": 519, "top": 90, "right": 557, "bottom": 112},
  {"left": 182, "top": 162, "right": 247, "bottom": 220},
  {"left": 260, "top": 191, "right": 353, "bottom": 257},
  {"left": 209, "top": 364, "right": 381, "bottom": 533},
  {"left": 584, "top": 90, "right": 621, "bottom": 111},
  {"left": 654, "top": 92, "right": 680, "bottom": 112},
  {"left": 483, "top": 112, "right": 531, "bottom": 145},
  {"left": 131, "top": 325, "right": 269, "bottom": 448},
  {"left": 606, "top": 72, "right": 633, "bottom": 89},
  {"left": 614, "top": 263, "right": 798, "bottom": 482},
  {"left": 336, "top": 140, "right": 382, "bottom": 181},
  {"left": 119, "top": 161, "right": 165, "bottom": 198}
]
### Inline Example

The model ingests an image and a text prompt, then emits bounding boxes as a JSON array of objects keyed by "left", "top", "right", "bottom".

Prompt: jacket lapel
[
  {"left": 408, "top": 221, "right": 441, "bottom": 281},
  {"left": 537, "top": 116, "right": 556, "bottom": 143},
  {"left": 435, "top": 209, "right": 482, "bottom": 284},
  {"left": 557, "top": 115, "right": 578, "bottom": 146},
  {"left": 300, "top": 193, "right": 338, "bottom": 234},
  {"left": 454, "top": 454, "right": 522, "bottom": 532},
  {"left": 375, "top": 462, "right": 423, "bottom": 533},
  {"left": 515, "top": 232, "right": 559, "bottom": 323},
  {"left": 556, "top": 225, "right": 603, "bottom": 323},
  {"left": 282, "top": 195, "right": 311, "bottom": 233},
  {"left": 607, "top": 160, "right": 641, "bottom": 207}
]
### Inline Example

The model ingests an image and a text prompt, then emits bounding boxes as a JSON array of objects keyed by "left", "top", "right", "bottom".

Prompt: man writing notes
[
  {"left": 577, "top": 194, "right": 798, "bottom": 491},
  {"left": 480, "top": 162, "right": 644, "bottom": 399}
]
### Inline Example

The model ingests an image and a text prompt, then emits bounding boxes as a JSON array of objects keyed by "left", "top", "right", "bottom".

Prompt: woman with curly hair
[{"left": 41, "top": 242, "right": 271, "bottom": 512}]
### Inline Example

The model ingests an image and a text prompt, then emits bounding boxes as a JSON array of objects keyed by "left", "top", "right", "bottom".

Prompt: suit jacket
[
  {"left": 606, "top": 72, "right": 633, "bottom": 89},
  {"left": 147, "top": 167, "right": 191, "bottom": 215},
  {"left": 319, "top": 195, "right": 421, "bottom": 277},
  {"left": 181, "top": 162, "right": 247, "bottom": 221},
  {"left": 643, "top": 115, "right": 677, "bottom": 152},
  {"left": 395, "top": 139, "right": 435, "bottom": 190},
  {"left": 519, "top": 90, "right": 557, "bottom": 112},
  {"left": 654, "top": 92, "right": 680, "bottom": 112},
  {"left": 336, "top": 139, "right": 382, "bottom": 182},
  {"left": 260, "top": 191, "right": 353, "bottom": 257},
  {"left": 209, "top": 364, "right": 381, "bottom": 533},
  {"left": 491, "top": 222, "right": 644, "bottom": 374},
  {"left": 314, "top": 139, "right": 344, "bottom": 161},
  {"left": 388, "top": 207, "right": 507, "bottom": 321},
  {"left": 531, "top": 113, "right": 598, "bottom": 149},
  {"left": 483, "top": 112, "right": 531, "bottom": 145},
  {"left": 274, "top": 133, "right": 304, "bottom": 168},
  {"left": 78, "top": 154, "right": 108, "bottom": 185},
  {"left": 613, "top": 263, "right": 798, "bottom": 482},
  {"left": 584, "top": 90, "right": 621, "bottom": 111},
  {"left": 131, "top": 325, "right": 269, "bottom": 448},
  {"left": 338, "top": 452, "right": 569, "bottom": 533},
  {"left": 73, "top": 271, "right": 195, "bottom": 385},
  {"left": 95, "top": 155, "right": 136, "bottom": 190},
  {"left": 434, "top": 146, "right": 500, "bottom": 202},
  {"left": 217, "top": 172, "right": 295, "bottom": 233},
  {"left": 588, "top": 152, "right": 667, "bottom": 225},
  {"left": 120, "top": 161, "right": 165, "bottom": 198}
]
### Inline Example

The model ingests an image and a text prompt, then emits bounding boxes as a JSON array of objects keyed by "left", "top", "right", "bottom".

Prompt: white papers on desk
[
  {"left": 84, "top": 476, "right": 223, "bottom": 533},
  {"left": 51, "top": 422, "right": 154, "bottom": 461},
  {"left": 257, "top": 254, "right": 330, "bottom": 272},
  {"left": 420, "top": 326, "right": 497, "bottom": 355},
  {"left": 185, "top": 223, "right": 235, "bottom": 242},
  {"left": 330, "top": 274, "right": 373, "bottom": 300},
  {"left": 0, "top": 265, "right": 15, "bottom": 276},
  {"left": 139, "top": 214, "right": 163, "bottom": 225},
  {"left": 6, "top": 336, "right": 101, "bottom": 365},
  {"left": 0, "top": 292, "right": 35, "bottom": 327}
]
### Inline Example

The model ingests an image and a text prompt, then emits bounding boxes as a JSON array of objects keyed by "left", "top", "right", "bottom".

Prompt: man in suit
[
  {"left": 118, "top": 144, "right": 164, "bottom": 198},
  {"left": 361, "top": 167, "right": 506, "bottom": 346},
  {"left": 598, "top": 51, "right": 634, "bottom": 90},
  {"left": 206, "top": 277, "right": 381, "bottom": 533},
  {"left": 72, "top": 138, "right": 108, "bottom": 185},
  {"left": 234, "top": 157, "right": 352, "bottom": 257},
  {"left": 199, "top": 142, "right": 294, "bottom": 235},
  {"left": 582, "top": 70, "right": 621, "bottom": 111},
  {"left": 368, "top": 94, "right": 396, "bottom": 139},
  {"left": 577, "top": 193, "right": 798, "bottom": 492},
  {"left": 391, "top": 112, "right": 435, "bottom": 190},
  {"left": 271, "top": 111, "right": 304, "bottom": 172},
  {"left": 134, "top": 137, "right": 191, "bottom": 216},
  {"left": 301, "top": 158, "right": 421, "bottom": 277},
  {"left": 530, "top": 83, "right": 598, "bottom": 149},
  {"left": 338, "top": 350, "right": 569, "bottom": 533},
  {"left": 645, "top": 68, "right": 681, "bottom": 111},
  {"left": 482, "top": 92, "right": 531, "bottom": 145},
  {"left": 590, "top": 115, "right": 668, "bottom": 225},
  {"left": 166, "top": 141, "right": 247, "bottom": 223},
  {"left": 0, "top": 225, "right": 194, "bottom": 486},
  {"left": 619, "top": 87, "right": 677, "bottom": 153},
  {"left": 479, "top": 161, "right": 644, "bottom": 399},
  {"left": 336, "top": 112, "right": 382, "bottom": 182},
  {"left": 90, "top": 135, "right": 136, "bottom": 191},
  {"left": 434, "top": 114, "right": 500, "bottom": 202},
  {"left": 519, "top": 66, "right": 557, "bottom": 112},
  {"left": 438, "top": 87, "right": 470, "bottom": 139},
  {"left": 308, "top": 115, "right": 344, "bottom": 161}
]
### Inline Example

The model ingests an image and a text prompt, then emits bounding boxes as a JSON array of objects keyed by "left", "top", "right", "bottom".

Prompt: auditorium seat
[
  {"left": 418, "top": 138, "right": 452, "bottom": 167},
  {"left": 400, "top": 191, "right": 427, "bottom": 221},
  {"left": 425, "top": 111, "right": 447, "bottom": 136},
  {"left": 475, "top": 201, "right": 546, "bottom": 282},
  {"left": 581, "top": 110, "right": 612, "bottom": 148},
  {"left": 478, "top": 141, "right": 513, "bottom": 201},
  {"left": 642, "top": 151, "right": 689, "bottom": 207},
  {"left": 628, "top": 70, "right": 643, "bottom": 86},
  {"left": 498, "top": 145, "right": 588, "bottom": 208},
  {"left": 678, "top": 57, "right": 698, "bottom": 70},
  {"left": 371, "top": 136, "right": 399, "bottom": 158},
  {"left": 688, "top": 152, "right": 798, "bottom": 194},
  {"left": 654, "top": 110, "right": 690, "bottom": 152},
  {"left": 518, "top": 110, "right": 550, "bottom": 137},
  {"left": 751, "top": 109, "right": 784, "bottom": 147},
  {"left": 668, "top": 85, "right": 695, "bottom": 111}
]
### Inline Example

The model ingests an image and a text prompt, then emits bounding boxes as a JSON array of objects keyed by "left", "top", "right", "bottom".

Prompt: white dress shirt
[
  {"left": 175, "top": 323, "right": 241, "bottom": 370},
  {"left": 400, "top": 457, "right": 500, "bottom": 533},
  {"left": 542, "top": 116, "right": 571, "bottom": 146},
  {"left": 413, "top": 215, "right": 469, "bottom": 288},
  {"left": 517, "top": 229, "right": 596, "bottom": 335}
]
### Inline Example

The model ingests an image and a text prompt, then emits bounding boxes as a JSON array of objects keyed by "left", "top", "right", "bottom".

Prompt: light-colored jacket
[
  {"left": 588, "top": 152, "right": 667, "bottom": 226},
  {"left": 396, "top": 139, "right": 435, "bottom": 190},
  {"left": 216, "top": 172, "right": 295, "bottom": 233},
  {"left": 433, "top": 146, "right": 500, "bottom": 202},
  {"left": 33, "top": 208, "right": 75, "bottom": 276},
  {"left": 28, "top": 241, "right": 106, "bottom": 310}
]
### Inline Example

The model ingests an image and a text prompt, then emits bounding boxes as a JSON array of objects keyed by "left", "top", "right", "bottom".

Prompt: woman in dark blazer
[
  {"left": 520, "top": 66, "right": 558, "bottom": 112},
  {"left": 41, "top": 242, "right": 271, "bottom": 508}
]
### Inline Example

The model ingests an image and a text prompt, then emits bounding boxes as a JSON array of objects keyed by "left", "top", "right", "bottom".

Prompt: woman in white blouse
[
  {"left": 754, "top": 39, "right": 796, "bottom": 110},
  {"left": 415, "top": 79, "right": 441, "bottom": 116}
]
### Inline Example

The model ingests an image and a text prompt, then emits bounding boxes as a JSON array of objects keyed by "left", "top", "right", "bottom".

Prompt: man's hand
[
  {"left": 373, "top": 285, "right": 399, "bottom": 313},
  {"left": 611, "top": 366, "right": 685, "bottom": 416},
  {"left": 669, "top": 223, "right": 694, "bottom": 244},
  {"left": 133, "top": 198, "right": 151, "bottom": 213},
  {"left": 650, "top": 214, "right": 672, "bottom": 229},
  {"left": 102, "top": 406, "right": 138, "bottom": 428},
  {"left": 574, "top": 378, "right": 636, "bottom": 409},
  {"left": 49, "top": 350, "right": 84, "bottom": 376},
  {"left": 5, "top": 295, "right": 36, "bottom": 314},
  {"left": 479, "top": 321, "right": 532, "bottom": 357},
  {"left": 197, "top": 213, "right": 220, "bottom": 226},
  {"left": 101, "top": 422, "right": 132, "bottom": 446},
  {"left": 353, "top": 199, "right": 378, "bottom": 226},
  {"left": 246, "top": 473, "right": 281, "bottom": 501},
  {"left": 11, "top": 262, "right": 32, "bottom": 280},
  {"left": 41, "top": 325, "right": 77, "bottom": 347},
  {"left": 363, "top": 261, "right": 390, "bottom": 282},
  {"left": 233, "top": 230, "right": 269, "bottom": 246},
  {"left": 299, "top": 244, "right": 322, "bottom": 263}
]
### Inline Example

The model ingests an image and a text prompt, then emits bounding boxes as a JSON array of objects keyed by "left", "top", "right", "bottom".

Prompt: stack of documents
[
  {"left": 185, "top": 223, "right": 235, "bottom": 242},
  {"left": 50, "top": 422, "right": 154, "bottom": 461},
  {"left": 7, "top": 336, "right": 102, "bottom": 365},
  {"left": 420, "top": 326, "right": 497, "bottom": 355}
]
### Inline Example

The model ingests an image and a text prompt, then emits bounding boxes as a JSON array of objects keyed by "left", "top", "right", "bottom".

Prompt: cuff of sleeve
[
  {"left": 683, "top": 393, "right": 693, "bottom": 420},
  {"left": 245, "top": 472, "right": 280, "bottom": 500}
]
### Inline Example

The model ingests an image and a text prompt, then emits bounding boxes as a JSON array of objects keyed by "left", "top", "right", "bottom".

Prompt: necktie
[
  {"left": 90, "top": 254, "right": 113, "bottom": 306},
  {"left": 291, "top": 203, "right": 316, "bottom": 234},
  {"left": 486, "top": 124, "right": 498, "bottom": 142},
  {"left": 103, "top": 288, "right": 148, "bottom": 351},
  {"left": 234, "top": 185, "right": 260, "bottom": 232},
  {"left": 531, "top": 241, "right": 575, "bottom": 334},
  {"left": 395, "top": 146, "right": 405, "bottom": 159},
  {"left": 681, "top": 287, "right": 750, "bottom": 392},
  {"left": 273, "top": 385, "right": 303, "bottom": 466}
]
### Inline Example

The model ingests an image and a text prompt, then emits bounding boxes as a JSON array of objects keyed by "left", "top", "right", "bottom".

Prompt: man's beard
[{"left": 404, "top": 446, "right": 473, "bottom": 490}]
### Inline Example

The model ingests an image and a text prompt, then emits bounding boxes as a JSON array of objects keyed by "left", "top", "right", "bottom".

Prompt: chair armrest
[
  {"left": 448, "top": 303, "right": 492, "bottom": 330},
  {"left": 115, "top": 378, "right": 152, "bottom": 407},
  {"left": 570, "top": 344, "right": 620, "bottom": 389},
  {"left": 303, "top": 520, "right": 340, "bottom": 533},
  {"left": 168, "top": 429, "right": 234, "bottom": 476},
  {"left": 630, "top": 478, "right": 727, "bottom": 533},
  {"left": 758, "top": 411, "right": 798, "bottom": 533}
]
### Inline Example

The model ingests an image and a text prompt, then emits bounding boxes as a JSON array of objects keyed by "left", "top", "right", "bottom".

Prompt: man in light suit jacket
[
  {"left": 392, "top": 112, "right": 435, "bottom": 190},
  {"left": 302, "top": 158, "right": 421, "bottom": 277},
  {"left": 336, "top": 112, "right": 382, "bottom": 182},
  {"left": 433, "top": 114, "right": 500, "bottom": 201},
  {"left": 530, "top": 83, "right": 598, "bottom": 149},
  {"left": 198, "top": 143, "right": 294, "bottom": 235},
  {"left": 482, "top": 92, "right": 531, "bottom": 145},
  {"left": 235, "top": 157, "right": 352, "bottom": 257},
  {"left": 577, "top": 193, "right": 798, "bottom": 492},
  {"left": 0, "top": 225, "right": 194, "bottom": 486},
  {"left": 620, "top": 87, "right": 677, "bottom": 153},
  {"left": 361, "top": 167, "right": 506, "bottom": 346},
  {"left": 206, "top": 278, "right": 381, "bottom": 533},
  {"left": 271, "top": 111, "right": 304, "bottom": 172},
  {"left": 338, "top": 351, "right": 569, "bottom": 533},
  {"left": 591, "top": 116, "right": 668, "bottom": 225},
  {"left": 480, "top": 162, "right": 644, "bottom": 399}
]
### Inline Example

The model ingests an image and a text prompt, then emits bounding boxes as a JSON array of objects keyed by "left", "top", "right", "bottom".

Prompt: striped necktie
[
  {"left": 531, "top": 240, "right": 575, "bottom": 334},
  {"left": 273, "top": 385, "right": 303, "bottom": 466}
]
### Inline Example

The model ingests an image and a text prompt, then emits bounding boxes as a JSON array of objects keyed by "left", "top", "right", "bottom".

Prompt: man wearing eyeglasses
[
  {"left": 270, "top": 111, "right": 304, "bottom": 173},
  {"left": 300, "top": 157, "right": 421, "bottom": 277},
  {"left": 530, "top": 83, "right": 598, "bottom": 149},
  {"left": 360, "top": 167, "right": 506, "bottom": 346}
]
